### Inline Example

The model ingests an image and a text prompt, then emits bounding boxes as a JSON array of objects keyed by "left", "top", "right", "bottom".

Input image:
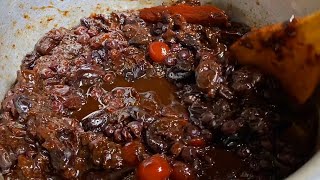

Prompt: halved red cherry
[
  {"left": 137, "top": 154, "right": 172, "bottom": 180},
  {"left": 149, "top": 42, "right": 170, "bottom": 63},
  {"left": 122, "top": 141, "right": 144, "bottom": 166}
]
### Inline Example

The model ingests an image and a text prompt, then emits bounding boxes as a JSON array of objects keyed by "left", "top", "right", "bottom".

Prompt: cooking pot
[{"left": 0, "top": 0, "right": 319, "bottom": 179}]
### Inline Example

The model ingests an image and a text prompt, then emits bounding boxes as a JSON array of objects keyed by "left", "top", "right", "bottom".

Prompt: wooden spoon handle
[{"left": 231, "top": 11, "right": 320, "bottom": 104}]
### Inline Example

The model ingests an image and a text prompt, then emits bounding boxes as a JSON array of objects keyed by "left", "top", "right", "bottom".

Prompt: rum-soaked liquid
[{"left": 72, "top": 76, "right": 177, "bottom": 120}]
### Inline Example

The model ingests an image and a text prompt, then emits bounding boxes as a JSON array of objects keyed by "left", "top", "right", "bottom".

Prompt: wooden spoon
[{"left": 230, "top": 11, "right": 320, "bottom": 104}]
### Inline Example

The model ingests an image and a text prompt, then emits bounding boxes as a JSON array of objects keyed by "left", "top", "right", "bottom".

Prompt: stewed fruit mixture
[{"left": 0, "top": 0, "right": 318, "bottom": 179}]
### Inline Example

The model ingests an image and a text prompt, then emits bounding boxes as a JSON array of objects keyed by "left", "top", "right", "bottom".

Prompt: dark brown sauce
[
  {"left": 72, "top": 76, "right": 177, "bottom": 120},
  {"left": 72, "top": 96, "right": 100, "bottom": 120},
  {"left": 103, "top": 76, "right": 177, "bottom": 105},
  {"left": 202, "top": 148, "right": 248, "bottom": 179},
  {"left": 280, "top": 107, "right": 319, "bottom": 155}
]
